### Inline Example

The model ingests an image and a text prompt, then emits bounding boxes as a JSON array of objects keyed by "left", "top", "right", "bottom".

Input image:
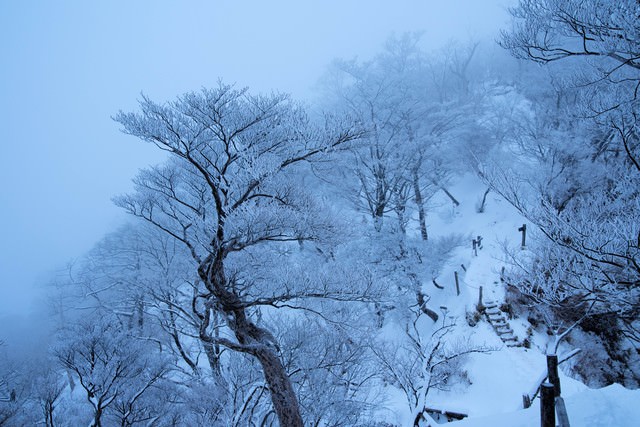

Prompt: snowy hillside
[{"left": 389, "top": 173, "right": 640, "bottom": 426}]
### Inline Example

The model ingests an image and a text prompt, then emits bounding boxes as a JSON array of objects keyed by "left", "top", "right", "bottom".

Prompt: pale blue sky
[{"left": 0, "top": 1, "right": 512, "bottom": 317}]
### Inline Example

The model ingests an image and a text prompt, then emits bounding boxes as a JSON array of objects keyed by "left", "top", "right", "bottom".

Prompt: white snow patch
[{"left": 450, "top": 384, "right": 640, "bottom": 427}]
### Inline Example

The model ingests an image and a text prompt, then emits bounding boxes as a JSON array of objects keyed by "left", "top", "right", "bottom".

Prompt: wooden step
[{"left": 486, "top": 309, "right": 501, "bottom": 316}]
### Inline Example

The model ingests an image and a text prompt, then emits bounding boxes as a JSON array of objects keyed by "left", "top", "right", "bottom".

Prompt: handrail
[{"left": 522, "top": 349, "right": 581, "bottom": 408}]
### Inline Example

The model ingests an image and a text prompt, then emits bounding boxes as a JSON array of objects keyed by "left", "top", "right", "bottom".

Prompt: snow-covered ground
[
  {"left": 451, "top": 384, "right": 640, "bottom": 427},
  {"left": 399, "top": 174, "right": 640, "bottom": 426}
]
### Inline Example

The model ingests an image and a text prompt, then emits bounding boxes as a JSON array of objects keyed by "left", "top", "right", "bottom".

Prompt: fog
[
  {"left": 3, "top": 2, "right": 639, "bottom": 425},
  {"left": 0, "top": 0, "right": 511, "bottom": 317}
]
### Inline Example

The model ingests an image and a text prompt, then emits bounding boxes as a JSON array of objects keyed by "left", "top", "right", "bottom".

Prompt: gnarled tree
[
  {"left": 114, "top": 83, "right": 363, "bottom": 426},
  {"left": 491, "top": 0, "right": 640, "bottom": 384}
]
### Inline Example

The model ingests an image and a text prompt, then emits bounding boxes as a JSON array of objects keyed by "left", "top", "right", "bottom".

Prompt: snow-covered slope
[
  {"left": 451, "top": 384, "right": 640, "bottom": 427},
  {"left": 402, "top": 174, "right": 639, "bottom": 426}
]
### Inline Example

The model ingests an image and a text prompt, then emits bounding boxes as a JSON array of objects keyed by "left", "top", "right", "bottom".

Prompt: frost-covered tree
[
  {"left": 27, "top": 358, "right": 65, "bottom": 427},
  {"left": 323, "top": 34, "right": 462, "bottom": 236},
  {"left": 323, "top": 34, "right": 487, "bottom": 239},
  {"left": 55, "top": 202, "right": 387, "bottom": 425},
  {"left": 319, "top": 36, "right": 486, "bottom": 336},
  {"left": 55, "top": 318, "right": 170, "bottom": 427},
  {"left": 501, "top": 0, "right": 640, "bottom": 168},
  {"left": 500, "top": 0, "right": 639, "bottom": 83},
  {"left": 322, "top": 34, "right": 424, "bottom": 233},
  {"left": 483, "top": 0, "right": 640, "bottom": 385},
  {"left": 65, "top": 222, "right": 216, "bottom": 378},
  {"left": 372, "top": 314, "right": 491, "bottom": 425},
  {"left": 0, "top": 341, "right": 22, "bottom": 425},
  {"left": 495, "top": 0, "right": 640, "bottom": 326},
  {"left": 113, "top": 83, "right": 366, "bottom": 426}
]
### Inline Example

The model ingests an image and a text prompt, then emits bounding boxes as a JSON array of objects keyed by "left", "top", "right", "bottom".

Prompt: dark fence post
[
  {"left": 477, "top": 286, "right": 484, "bottom": 311},
  {"left": 547, "top": 354, "right": 561, "bottom": 397},
  {"left": 439, "top": 306, "right": 449, "bottom": 328},
  {"left": 522, "top": 394, "right": 531, "bottom": 409},
  {"left": 454, "top": 271, "right": 460, "bottom": 296},
  {"left": 540, "top": 383, "right": 555, "bottom": 427},
  {"left": 472, "top": 239, "right": 478, "bottom": 256},
  {"left": 422, "top": 307, "right": 439, "bottom": 323},
  {"left": 416, "top": 291, "right": 439, "bottom": 322},
  {"left": 518, "top": 223, "right": 527, "bottom": 249}
]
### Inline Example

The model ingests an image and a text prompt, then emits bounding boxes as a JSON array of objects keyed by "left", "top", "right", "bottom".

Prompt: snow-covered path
[
  {"left": 418, "top": 175, "right": 590, "bottom": 421},
  {"left": 387, "top": 174, "right": 639, "bottom": 426}
]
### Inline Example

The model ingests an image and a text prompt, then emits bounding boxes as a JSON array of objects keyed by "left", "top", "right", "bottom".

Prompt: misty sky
[{"left": 0, "top": 1, "right": 512, "bottom": 317}]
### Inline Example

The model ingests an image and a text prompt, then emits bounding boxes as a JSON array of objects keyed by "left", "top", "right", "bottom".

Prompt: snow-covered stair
[{"left": 484, "top": 300, "right": 519, "bottom": 347}]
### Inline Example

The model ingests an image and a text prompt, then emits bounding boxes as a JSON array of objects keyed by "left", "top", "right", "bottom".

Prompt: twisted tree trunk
[
  {"left": 199, "top": 251, "right": 304, "bottom": 427},
  {"left": 412, "top": 169, "right": 428, "bottom": 241}
]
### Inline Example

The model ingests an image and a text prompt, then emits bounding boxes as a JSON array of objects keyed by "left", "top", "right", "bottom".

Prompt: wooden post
[
  {"left": 440, "top": 186, "right": 460, "bottom": 207},
  {"left": 454, "top": 271, "right": 460, "bottom": 296},
  {"left": 522, "top": 394, "right": 532, "bottom": 409},
  {"left": 417, "top": 292, "right": 439, "bottom": 322},
  {"left": 472, "top": 239, "right": 478, "bottom": 256},
  {"left": 555, "top": 396, "right": 570, "bottom": 427},
  {"left": 439, "top": 306, "right": 449, "bottom": 328},
  {"left": 477, "top": 286, "right": 484, "bottom": 311},
  {"left": 500, "top": 266, "right": 505, "bottom": 282},
  {"left": 547, "top": 354, "right": 561, "bottom": 397},
  {"left": 478, "top": 187, "right": 490, "bottom": 213},
  {"left": 518, "top": 223, "right": 527, "bottom": 249},
  {"left": 540, "top": 383, "right": 555, "bottom": 427},
  {"left": 423, "top": 307, "right": 439, "bottom": 323}
]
